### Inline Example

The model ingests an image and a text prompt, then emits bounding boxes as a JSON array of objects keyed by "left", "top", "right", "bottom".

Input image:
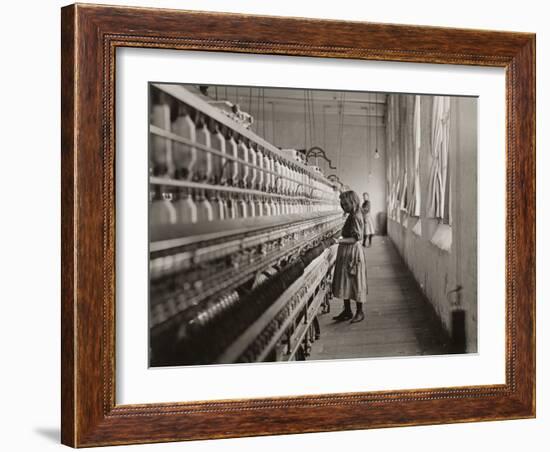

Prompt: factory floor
[{"left": 309, "top": 236, "right": 451, "bottom": 361}]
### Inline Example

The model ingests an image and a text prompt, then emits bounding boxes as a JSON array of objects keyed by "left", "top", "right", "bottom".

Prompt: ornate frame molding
[{"left": 61, "top": 4, "right": 535, "bottom": 447}]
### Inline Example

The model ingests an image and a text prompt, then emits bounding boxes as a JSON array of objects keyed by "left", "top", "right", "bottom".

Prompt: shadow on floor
[{"left": 34, "top": 427, "right": 60, "bottom": 443}]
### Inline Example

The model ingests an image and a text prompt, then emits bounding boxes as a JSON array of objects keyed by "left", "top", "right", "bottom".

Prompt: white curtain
[
  {"left": 408, "top": 95, "right": 422, "bottom": 217},
  {"left": 386, "top": 95, "right": 399, "bottom": 220},
  {"left": 427, "top": 96, "right": 451, "bottom": 219},
  {"left": 397, "top": 96, "right": 408, "bottom": 214}
]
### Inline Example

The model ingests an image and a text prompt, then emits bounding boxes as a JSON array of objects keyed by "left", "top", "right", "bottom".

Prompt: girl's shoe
[
  {"left": 333, "top": 310, "right": 353, "bottom": 321},
  {"left": 350, "top": 311, "right": 365, "bottom": 323}
]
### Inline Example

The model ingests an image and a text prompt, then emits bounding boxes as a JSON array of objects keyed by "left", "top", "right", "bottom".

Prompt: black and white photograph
[{"left": 148, "top": 83, "right": 477, "bottom": 367}]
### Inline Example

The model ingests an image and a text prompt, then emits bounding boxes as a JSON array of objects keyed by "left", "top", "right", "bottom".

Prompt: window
[
  {"left": 408, "top": 95, "right": 421, "bottom": 218},
  {"left": 428, "top": 96, "right": 452, "bottom": 251},
  {"left": 427, "top": 96, "right": 451, "bottom": 222}
]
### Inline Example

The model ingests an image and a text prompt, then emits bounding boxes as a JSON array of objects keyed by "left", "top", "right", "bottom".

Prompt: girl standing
[
  {"left": 332, "top": 190, "right": 369, "bottom": 323},
  {"left": 361, "top": 192, "right": 376, "bottom": 247}
]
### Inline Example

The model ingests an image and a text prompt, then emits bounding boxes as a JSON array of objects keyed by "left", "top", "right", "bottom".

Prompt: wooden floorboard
[{"left": 308, "top": 236, "right": 451, "bottom": 361}]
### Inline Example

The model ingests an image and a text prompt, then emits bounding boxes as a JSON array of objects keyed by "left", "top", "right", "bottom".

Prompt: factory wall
[{"left": 386, "top": 95, "right": 478, "bottom": 352}]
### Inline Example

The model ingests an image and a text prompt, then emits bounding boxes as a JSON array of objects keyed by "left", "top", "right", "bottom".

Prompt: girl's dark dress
[{"left": 331, "top": 212, "right": 369, "bottom": 302}]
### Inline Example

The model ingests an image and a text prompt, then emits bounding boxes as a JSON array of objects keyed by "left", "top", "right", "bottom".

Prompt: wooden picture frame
[{"left": 61, "top": 3, "right": 535, "bottom": 447}]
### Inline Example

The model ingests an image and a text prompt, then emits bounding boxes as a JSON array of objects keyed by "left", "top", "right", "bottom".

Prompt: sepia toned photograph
[{"left": 148, "top": 82, "right": 477, "bottom": 367}]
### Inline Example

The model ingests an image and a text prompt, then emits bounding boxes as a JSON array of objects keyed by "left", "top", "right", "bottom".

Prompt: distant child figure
[
  {"left": 331, "top": 190, "right": 368, "bottom": 323},
  {"left": 361, "top": 192, "right": 376, "bottom": 247}
]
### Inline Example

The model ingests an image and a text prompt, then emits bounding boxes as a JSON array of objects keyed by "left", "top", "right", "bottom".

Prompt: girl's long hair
[{"left": 340, "top": 190, "right": 361, "bottom": 214}]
